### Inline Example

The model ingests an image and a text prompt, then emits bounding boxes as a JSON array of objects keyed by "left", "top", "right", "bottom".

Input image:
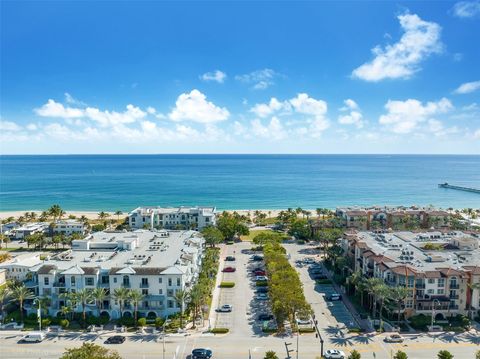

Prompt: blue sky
[{"left": 1, "top": 1, "right": 479, "bottom": 154}]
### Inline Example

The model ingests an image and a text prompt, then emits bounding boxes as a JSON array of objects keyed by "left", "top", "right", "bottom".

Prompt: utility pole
[
  {"left": 311, "top": 314, "right": 324, "bottom": 357},
  {"left": 284, "top": 342, "right": 294, "bottom": 359}
]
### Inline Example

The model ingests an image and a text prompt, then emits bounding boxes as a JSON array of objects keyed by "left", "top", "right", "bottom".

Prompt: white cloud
[
  {"left": 379, "top": 97, "right": 453, "bottom": 133},
  {"left": 289, "top": 93, "right": 328, "bottom": 117},
  {"left": 0, "top": 121, "right": 22, "bottom": 132},
  {"left": 352, "top": 13, "right": 442, "bottom": 81},
  {"left": 251, "top": 117, "right": 287, "bottom": 140},
  {"left": 200, "top": 70, "right": 227, "bottom": 83},
  {"left": 64, "top": 93, "right": 86, "bottom": 106},
  {"left": 338, "top": 99, "right": 364, "bottom": 128},
  {"left": 250, "top": 98, "right": 287, "bottom": 118},
  {"left": 168, "top": 89, "right": 229, "bottom": 123},
  {"left": 146, "top": 106, "right": 156, "bottom": 114},
  {"left": 474, "top": 129, "right": 480, "bottom": 139},
  {"left": 26, "top": 123, "right": 38, "bottom": 131},
  {"left": 454, "top": 80, "right": 480, "bottom": 94},
  {"left": 235, "top": 69, "right": 280, "bottom": 90},
  {"left": 85, "top": 104, "right": 147, "bottom": 127},
  {"left": 452, "top": 1, "right": 480, "bottom": 18},
  {"left": 35, "top": 99, "right": 84, "bottom": 118}
]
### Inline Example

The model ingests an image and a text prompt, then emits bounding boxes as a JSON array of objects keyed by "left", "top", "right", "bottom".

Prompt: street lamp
[{"left": 430, "top": 298, "right": 441, "bottom": 330}]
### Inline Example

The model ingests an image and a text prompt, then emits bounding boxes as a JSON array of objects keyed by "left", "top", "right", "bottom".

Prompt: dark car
[
  {"left": 105, "top": 335, "right": 126, "bottom": 344},
  {"left": 326, "top": 293, "right": 342, "bottom": 301},
  {"left": 256, "top": 287, "right": 268, "bottom": 293},
  {"left": 254, "top": 270, "right": 266, "bottom": 276},
  {"left": 252, "top": 267, "right": 264, "bottom": 273},
  {"left": 257, "top": 313, "right": 274, "bottom": 321},
  {"left": 222, "top": 266, "right": 236, "bottom": 272},
  {"left": 225, "top": 256, "right": 236, "bottom": 261},
  {"left": 251, "top": 255, "right": 264, "bottom": 261},
  {"left": 192, "top": 348, "right": 213, "bottom": 359},
  {"left": 309, "top": 268, "right": 323, "bottom": 274}
]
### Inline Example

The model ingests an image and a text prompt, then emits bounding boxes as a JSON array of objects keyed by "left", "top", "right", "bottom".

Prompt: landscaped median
[
  {"left": 263, "top": 240, "right": 312, "bottom": 331},
  {"left": 219, "top": 281, "right": 235, "bottom": 288}
]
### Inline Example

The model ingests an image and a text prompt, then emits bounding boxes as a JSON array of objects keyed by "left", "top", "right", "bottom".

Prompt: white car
[
  {"left": 384, "top": 333, "right": 404, "bottom": 343},
  {"left": 303, "top": 257, "right": 315, "bottom": 264},
  {"left": 0, "top": 322, "right": 24, "bottom": 330},
  {"left": 21, "top": 332, "right": 46, "bottom": 343},
  {"left": 255, "top": 293, "right": 269, "bottom": 300},
  {"left": 255, "top": 275, "right": 268, "bottom": 281},
  {"left": 324, "top": 349, "right": 346, "bottom": 359},
  {"left": 296, "top": 318, "right": 311, "bottom": 326},
  {"left": 217, "top": 304, "right": 233, "bottom": 312}
]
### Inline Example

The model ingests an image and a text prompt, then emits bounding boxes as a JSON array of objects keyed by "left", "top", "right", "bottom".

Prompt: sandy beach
[{"left": 0, "top": 209, "right": 297, "bottom": 221}]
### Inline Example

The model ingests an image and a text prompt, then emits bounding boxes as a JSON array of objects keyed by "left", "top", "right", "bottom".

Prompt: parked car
[
  {"left": 252, "top": 267, "right": 264, "bottom": 272},
  {"left": 192, "top": 348, "right": 213, "bottom": 359},
  {"left": 254, "top": 270, "right": 266, "bottom": 276},
  {"left": 256, "top": 293, "right": 269, "bottom": 300},
  {"left": 217, "top": 304, "right": 233, "bottom": 312},
  {"left": 225, "top": 256, "right": 236, "bottom": 261},
  {"left": 255, "top": 275, "right": 268, "bottom": 281},
  {"left": 296, "top": 318, "right": 311, "bottom": 325},
  {"left": 256, "top": 287, "right": 268, "bottom": 293},
  {"left": 309, "top": 267, "right": 323, "bottom": 274},
  {"left": 324, "top": 349, "right": 346, "bottom": 359},
  {"left": 251, "top": 255, "right": 264, "bottom": 261},
  {"left": 326, "top": 293, "right": 342, "bottom": 301},
  {"left": 222, "top": 266, "right": 236, "bottom": 272},
  {"left": 384, "top": 334, "right": 404, "bottom": 343},
  {"left": 303, "top": 257, "right": 315, "bottom": 264},
  {"left": 105, "top": 335, "right": 126, "bottom": 344},
  {"left": 20, "top": 332, "right": 45, "bottom": 343},
  {"left": 312, "top": 273, "right": 328, "bottom": 280},
  {"left": 257, "top": 313, "right": 274, "bottom": 321}
]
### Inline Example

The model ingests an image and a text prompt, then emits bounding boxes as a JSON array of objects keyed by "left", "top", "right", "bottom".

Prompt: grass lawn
[{"left": 240, "top": 229, "right": 273, "bottom": 241}]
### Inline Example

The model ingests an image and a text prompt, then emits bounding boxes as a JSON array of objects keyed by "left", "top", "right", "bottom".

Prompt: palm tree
[
  {"left": 128, "top": 290, "right": 144, "bottom": 327},
  {"left": 188, "top": 285, "right": 205, "bottom": 328},
  {"left": 91, "top": 288, "right": 108, "bottom": 316},
  {"left": 48, "top": 204, "right": 63, "bottom": 222},
  {"left": 0, "top": 287, "right": 11, "bottom": 324},
  {"left": 174, "top": 289, "right": 189, "bottom": 328},
  {"left": 365, "top": 277, "right": 383, "bottom": 317},
  {"left": 98, "top": 211, "right": 110, "bottom": 220},
  {"left": 113, "top": 287, "right": 130, "bottom": 319},
  {"left": 389, "top": 286, "right": 410, "bottom": 323},
  {"left": 114, "top": 211, "right": 123, "bottom": 222},
  {"left": 34, "top": 296, "right": 51, "bottom": 318},
  {"left": 60, "top": 291, "right": 79, "bottom": 320},
  {"left": 10, "top": 284, "right": 34, "bottom": 323},
  {"left": 29, "top": 212, "right": 37, "bottom": 221},
  {"left": 374, "top": 284, "right": 390, "bottom": 331},
  {"left": 60, "top": 305, "right": 71, "bottom": 319},
  {"left": 75, "top": 289, "right": 93, "bottom": 325}
]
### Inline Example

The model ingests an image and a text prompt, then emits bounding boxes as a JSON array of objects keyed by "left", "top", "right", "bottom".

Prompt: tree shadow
[
  {"left": 351, "top": 333, "right": 376, "bottom": 345},
  {"left": 329, "top": 335, "right": 355, "bottom": 347},
  {"left": 462, "top": 332, "right": 480, "bottom": 345}
]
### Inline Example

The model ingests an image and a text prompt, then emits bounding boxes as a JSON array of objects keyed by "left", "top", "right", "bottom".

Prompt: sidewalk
[{"left": 207, "top": 244, "right": 227, "bottom": 330}]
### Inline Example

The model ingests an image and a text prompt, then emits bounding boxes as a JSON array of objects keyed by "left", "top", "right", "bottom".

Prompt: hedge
[
  {"left": 219, "top": 282, "right": 235, "bottom": 288},
  {"left": 298, "top": 327, "right": 315, "bottom": 333},
  {"left": 210, "top": 327, "right": 229, "bottom": 334},
  {"left": 256, "top": 281, "right": 268, "bottom": 287}
]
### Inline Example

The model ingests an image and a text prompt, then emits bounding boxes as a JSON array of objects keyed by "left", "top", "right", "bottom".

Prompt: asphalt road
[{"left": 1, "top": 242, "right": 479, "bottom": 359}]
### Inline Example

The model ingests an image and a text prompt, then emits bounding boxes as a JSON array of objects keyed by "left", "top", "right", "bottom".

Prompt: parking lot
[{"left": 316, "top": 284, "right": 358, "bottom": 329}]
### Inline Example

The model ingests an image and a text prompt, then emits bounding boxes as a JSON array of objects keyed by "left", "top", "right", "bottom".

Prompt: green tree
[
  {"left": 437, "top": 350, "right": 454, "bottom": 359},
  {"left": 216, "top": 212, "right": 249, "bottom": 240},
  {"left": 288, "top": 219, "right": 311, "bottom": 240},
  {"left": 393, "top": 351, "right": 408, "bottom": 359},
  {"left": 0, "top": 287, "right": 11, "bottom": 324},
  {"left": 98, "top": 211, "right": 110, "bottom": 220},
  {"left": 91, "top": 288, "right": 108, "bottom": 316},
  {"left": 201, "top": 226, "right": 224, "bottom": 247},
  {"left": 75, "top": 289, "right": 93, "bottom": 325},
  {"left": 114, "top": 210, "right": 123, "bottom": 222},
  {"left": 475, "top": 350, "right": 480, "bottom": 359},
  {"left": 113, "top": 287, "right": 130, "bottom": 319},
  {"left": 60, "top": 342, "right": 122, "bottom": 359},
  {"left": 365, "top": 277, "right": 384, "bottom": 318},
  {"left": 389, "top": 286, "right": 410, "bottom": 323},
  {"left": 348, "top": 350, "right": 361, "bottom": 359},
  {"left": 10, "top": 284, "right": 34, "bottom": 323},
  {"left": 128, "top": 290, "right": 144, "bottom": 328},
  {"left": 264, "top": 351, "right": 279, "bottom": 359},
  {"left": 252, "top": 231, "right": 284, "bottom": 246},
  {"left": 173, "top": 289, "right": 189, "bottom": 328},
  {"left": 374, "top": 283, "right": 391, "bottom": 331},
  {"left": 48, "top": 204, "right": 64, "bottom": 222}
]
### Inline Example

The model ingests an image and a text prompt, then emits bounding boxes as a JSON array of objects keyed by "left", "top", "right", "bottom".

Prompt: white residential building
[
  {"left": 0, "top": 253, "right": 42, "bottom": 282},
  {"left": 53, "top": 220, "right": 86, "bottom": 236},
  {"left": 25, "top": 229, "right": 205, "bottom": 319},
  {"left": 128, "top": 206, "right": 216, "bottom": 230},
  {"left": 13, "top": 222, "right": 49, "bottom": 239}
]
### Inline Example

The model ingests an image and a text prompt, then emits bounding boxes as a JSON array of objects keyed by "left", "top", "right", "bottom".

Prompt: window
[
  {"left": 71, "top": 277, "right": 76, "bottom": 286},
  {"left": 428, "top": 278, "right": 435, "bottom": 284},
  {"left": 167, "top": 289, "right": 174, "bottom": 297},
  {"left": 158, "top": 278, "right": 162, "bottom": 284},
  {"left": 405, "top": 299, "right": 413, "bottom": 308},
  {"left": 159, "top": 289, "right": 163, "bottom": 295},
  {"left": 168, "top": 278, "right": 172, "bottom": 286},
  {"left": 438, "top": 278, "right": 445, "bottom": 287},
  {"left": 168, "top": 300, "right": 174, "bottom": 308},
  {"left": 427, "top": 289, "right": 434, "bottom": 294},
  {"left": 176, "top": 278, "right": 181, "bottom": 287},
  {"left": 113, "top": 277, "right": 117, "bottom": 283},
  {"left": 85, "top": 277, "right": 94, "bottom": 286},
  {"left": 142, "top": 289, "right": 149, "bottom": 295},
  {"left": 141, "top": 278, "right": 149, "bottom": 286},
  {"left": 44, "top": 277, "right": 49, "bottom": 285},
  {"left": 101, "top": 276, "right": 109, "bottom": 284},
  {"left": 438, "top": 289, "right": 444, "bottom": 295}
]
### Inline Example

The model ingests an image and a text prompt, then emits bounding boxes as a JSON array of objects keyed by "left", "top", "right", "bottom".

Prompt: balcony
[
  {"left": 53, "top": 282, "right": 66, "bottom": 288},
  {"left": 449, "top": 304, "right": 459, "bottom": 310},
  {"left": 140, "top": 283, "right": 150, "bottom": 288},
  {"left": 415, "top": 283, "right": 426, "bottom": 289},
  {"left": 449, "top": 295, "right": 459, "bottom": 300},
  {"left": 122, "top": 282, "right": 131, "bottom": 288},
  {"left": 449, "top": 284, "right": 460, "bottom": 289}
]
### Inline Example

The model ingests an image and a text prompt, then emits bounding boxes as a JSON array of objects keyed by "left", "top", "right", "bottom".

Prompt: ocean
[{"left": 0, "top": 155, "right": 479, "bottom": 211}]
